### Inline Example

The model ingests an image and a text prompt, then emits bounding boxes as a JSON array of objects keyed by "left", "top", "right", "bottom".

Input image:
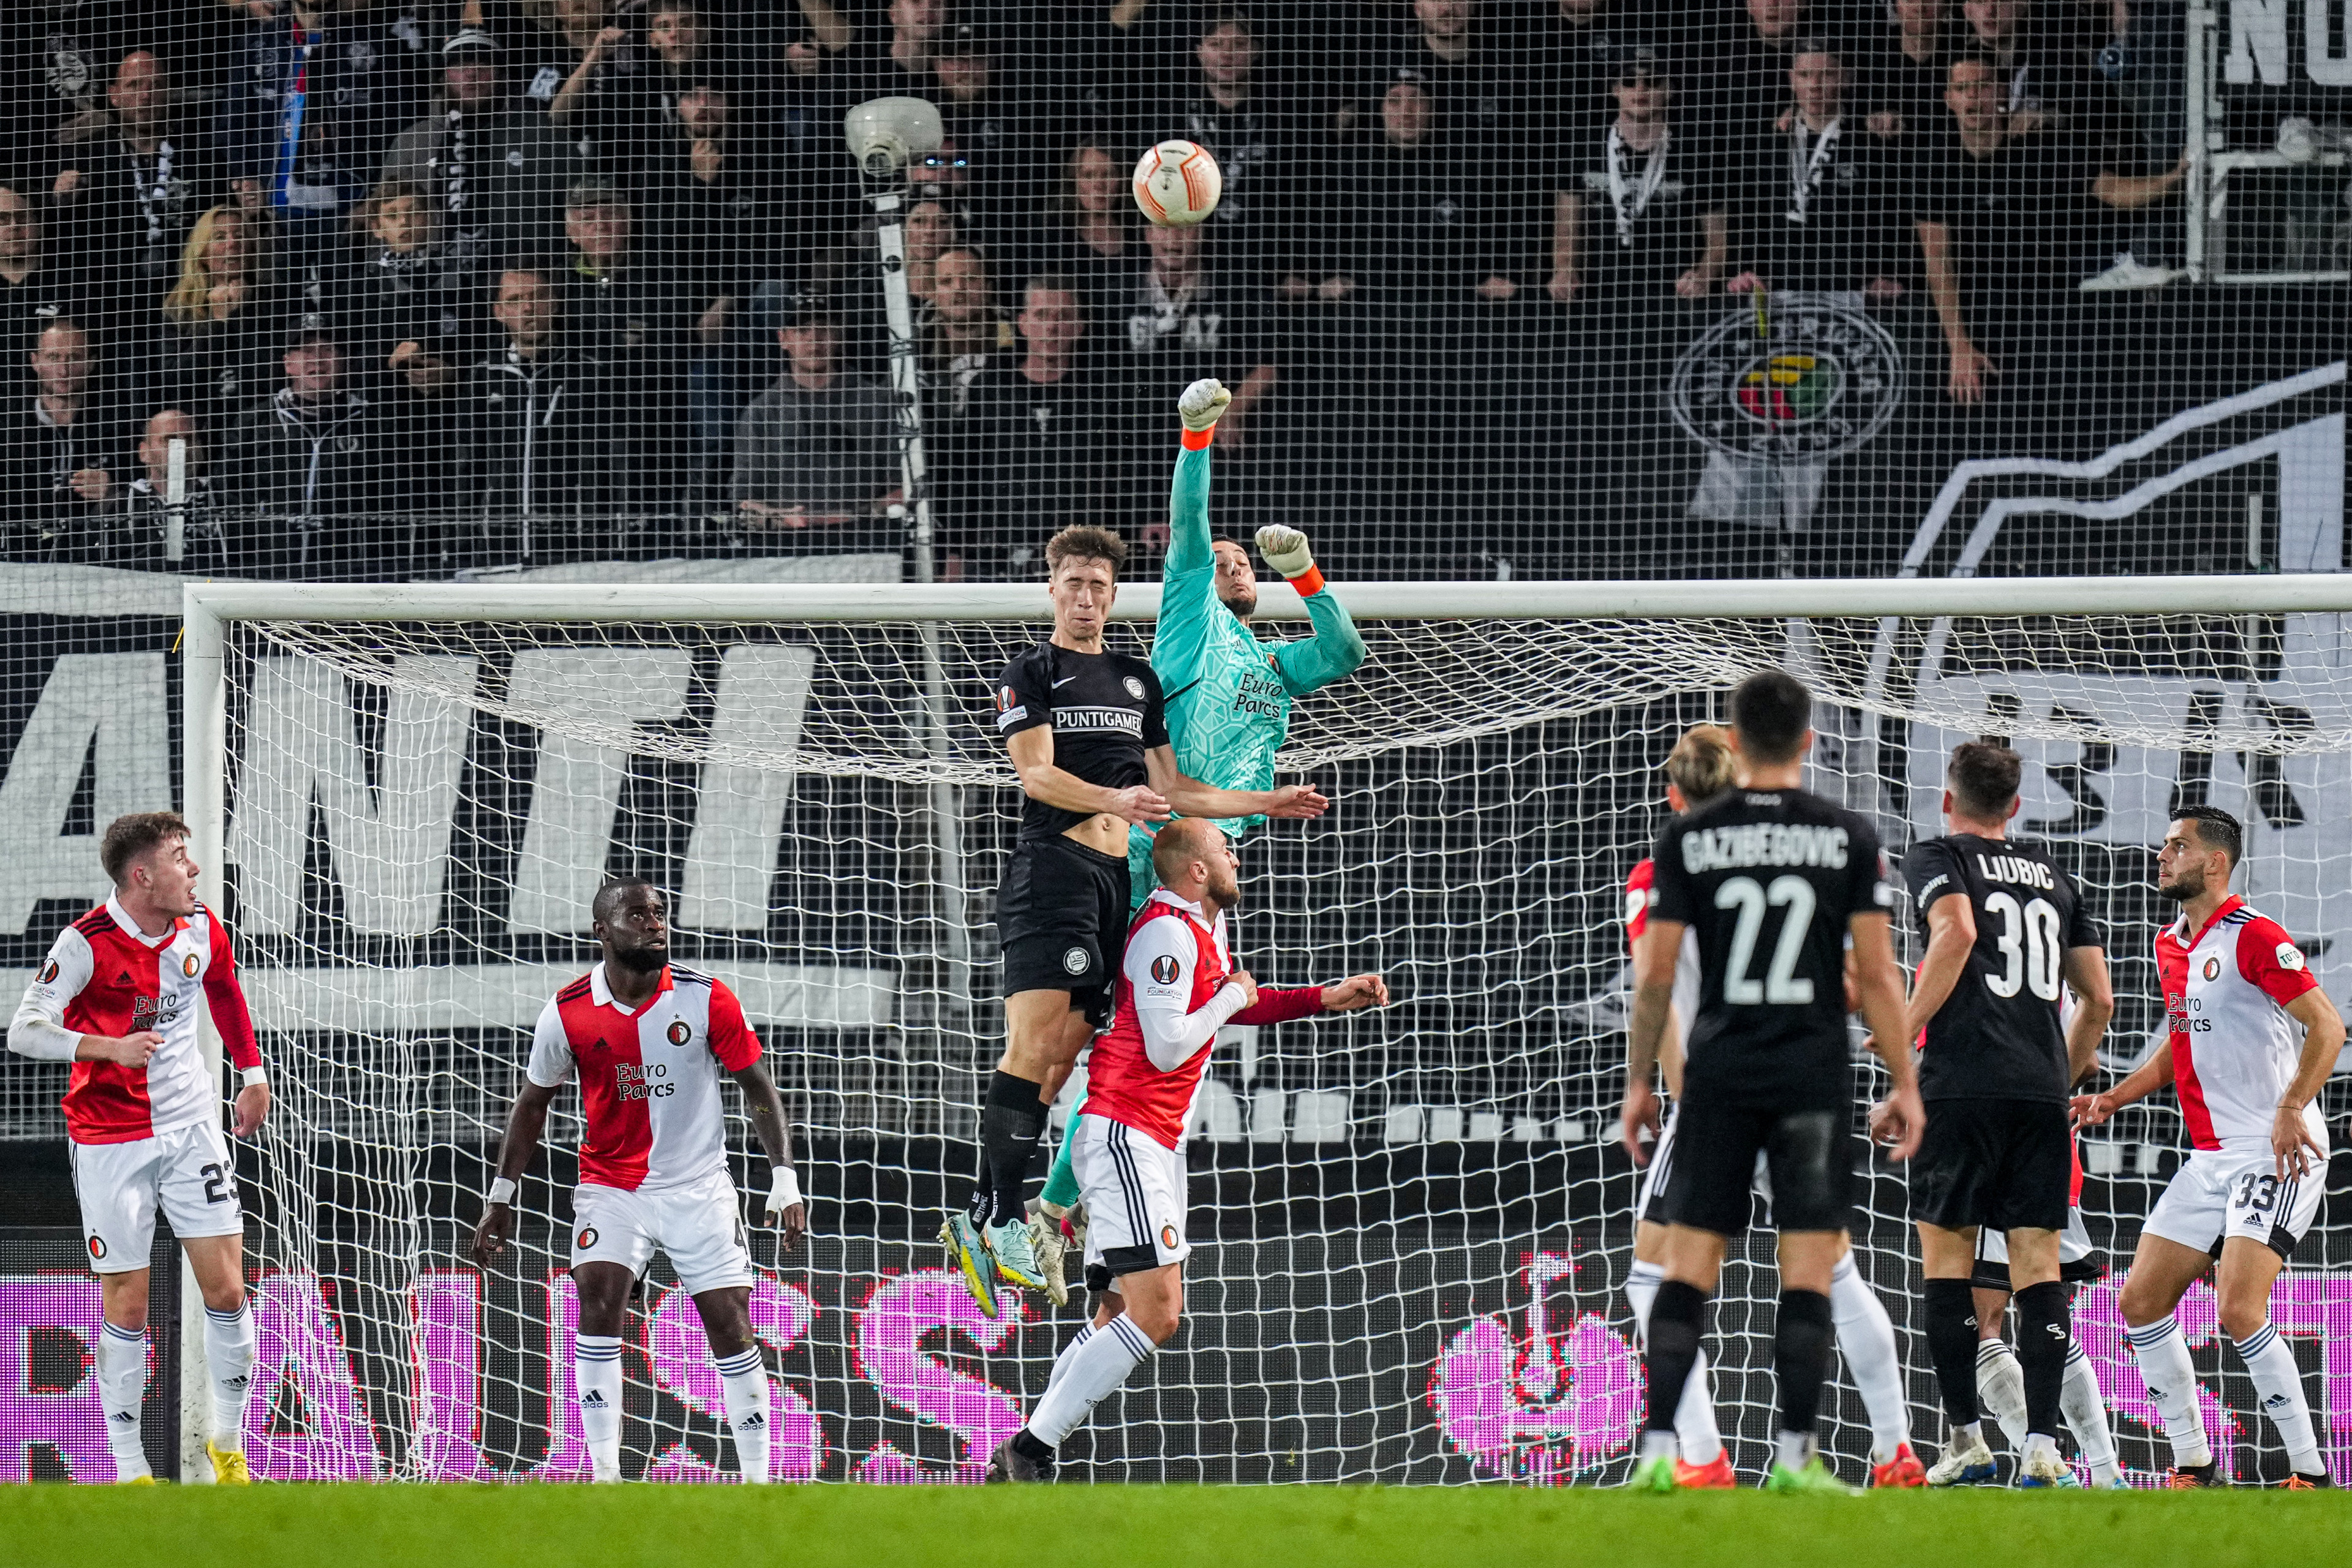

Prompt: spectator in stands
[
  {"left": 1705, "top": 0, "right": 1813, "bottom": 144},
  {"left": 153, "top": 205, "right": 298, "bottom": 422},
  {"left": 1724, "top": 42, "right": 1906, "bottom": 298},
  {"left": 1152, "top": 8, "right": 1305, "bottom": 283},
  {"left": 1379, "top": 0, "right": 1526, "bottom": 149},
  {"left": 51, "top": 50, "right": 221, "bottom": 303},
  {"left": 72, "top": 406, "right": 225, "bottom": 572},
  {"left": 1858, "top": 0, "right": 1961, "bottom": 136},
  {"left": 1550, "top": 51, "right": 1728, "bottom": 312},
  {"left": 1532, "top": 0, "right": 1627, "bottom": 152},
  {"left": 731, "top": 300, "right": 900, "bottom": 548},
  {"left": 562, "top": 181, "right": 697, "bottom": 363},
  {"left": 4, "top": 317, "right": 124, "bottom": 559},
  {"left": 945, "top": 273, "right": 1109, "bottom": 579},
  {"left": 382, "top": 31, "right": 587, "bottom": 282},
  {"left": 217, "top": 0, "right": 431, "bottom": 263},
  {"left": 925, "top": 246, "right": 1011, "bottom": 418},
  {"left": 0, "top": 185, "right": 94, "bottom": 368},
  {"left": 1912, "top": 55, "right": 2187, "bottom": 406},
  {"left": 228, "top": 332, "right": 390, "bottom": 576},
  {"left": 823, "top": 0, "right": 948, "bottom": 105},
  {"left": 467, "top": 266, "right": 590, "bottom": 540},
  {"left": 1959, "top": 0, "right": 2101, "bottom": 133},
  {"left": 1117, "top": 220, "right": 1279, "bottom": 456},
  {"left": 1031, "top": 141, "right": 1140, "bottom": 322}
]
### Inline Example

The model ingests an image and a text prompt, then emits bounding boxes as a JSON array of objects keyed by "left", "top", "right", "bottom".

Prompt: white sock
[
  {"left": 575, "top": 1333, "right": 625, "bottom": 1480},
  {"left": 1027, "top": 1313, "right": 1153, "bottom": 1448},
  {"left": 1828, "top": 1254, "right": 1909, "bottom": 1463},
  {"left": 1044, "top": 1323, "right": 1097, "bottom": 1396},
  {"left": 202, "top": 1300, "right": 255, "bottom": 1452},
  {"left": 1976, "top": 1337, "right": 2029, "bottom": 1452},
  {"left": 714, "top": 1346, "right": 771, "bottom": 1484},
  {"left": 1627, "top": 1261, "right": 1725, "bottom": 1466},
  {"left": 96, "top": 1321, "right": 150, "bottom": 1479},
  {"left": 2233, "top": 1324, "right": 2324, "bottom": 1477},
  {"left": 1775, "top": 1429, "right": 1815, "bottom": 1471},
  {"left": 2124, "top": 1316, "right": 2211, "bottom": 1469},
  {"left": 2061, "top": 1339, "right": 2120, "bottom": 1482}
]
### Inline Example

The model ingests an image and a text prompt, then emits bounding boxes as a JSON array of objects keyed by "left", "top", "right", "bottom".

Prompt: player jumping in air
[
  {"left": 1894, "top": 741, "right": 2118, "bottom": 1488},
  {"left": 9, "top": 812, "right": 270, "bottom": 1485},
  {"left": 472, "top": 879, "right": 808, "bottom": 1484},
  {"left": 1025, "top": 375, "right": 1367, "bottom": 1303},
  {"left": 986, "top": 818, "right": 1388, "bottom": 1480},
  {"left": 944, "top": 525, "right": 1328, "bottom": 1314},
  {"left": 1619, "top": 671, "right": 1924, "bottom": 1494},
  {"left": 2075, "top": 806, "right": 2344, "bottom": 1488},
  {"left": 1624, "top": 725, "right": 1924, "bottom": 1489}
]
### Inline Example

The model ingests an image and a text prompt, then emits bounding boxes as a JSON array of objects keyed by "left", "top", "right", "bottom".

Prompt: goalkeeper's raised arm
[{"left": 1148, "top": 378, "right": 1367, "bottom": 845}]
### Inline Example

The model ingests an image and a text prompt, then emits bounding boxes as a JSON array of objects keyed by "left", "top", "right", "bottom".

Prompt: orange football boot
[
  {"left": 1871, "top": 1443, "right": 1928, "bottom": 1489},
  {"left": 1674, "top": 1453, "right": 1738, "bottom": 1489}
]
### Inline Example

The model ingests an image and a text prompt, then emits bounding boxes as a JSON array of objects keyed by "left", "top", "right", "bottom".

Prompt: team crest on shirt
[
  {"left": 667, "top": 1020, "right": 692, "bottom": 1046},
  {"left": 1150, "top": 955, "right": 1180, "bottom": 985},
  {"left": 1124, "top": 676, "right": 1146, "bottom": 700},
  {"left": 2204, "top": 957, "right": 2222, "bottom": 981},
  {"left": 183, "top": 953, "right": 200, "bottom": 978}
]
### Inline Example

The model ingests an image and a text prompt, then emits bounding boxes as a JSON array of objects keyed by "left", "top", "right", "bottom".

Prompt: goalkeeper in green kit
[{"left": 1024, "top": 377, "right": 1366, "bottom": 1305}]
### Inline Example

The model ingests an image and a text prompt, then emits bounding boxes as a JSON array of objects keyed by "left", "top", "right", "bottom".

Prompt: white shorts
[
  {"left": 1637, "top": 1105, "right": 1773, "bottom": 1225},
  {"left": 569, "top": 1171, "right": 755, "bottom": 1296},
  {"left": 2144, "top": 1145, "right": 2327, "bottom": 1262},
  {"left": 1072, "top": 1113, "right": 1189, "bottom": 1279},
  {"left": 1973, "top": 1206, "right": 2098, "bottom": 1267},
  {"left": 69, "top": 1121, "right": 242, "bottom": 1273}
]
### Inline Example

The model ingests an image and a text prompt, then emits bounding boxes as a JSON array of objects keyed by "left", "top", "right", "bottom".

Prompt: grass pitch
[{"left": 5, "top": 1485, "right": 2348, "bottom": 1568}]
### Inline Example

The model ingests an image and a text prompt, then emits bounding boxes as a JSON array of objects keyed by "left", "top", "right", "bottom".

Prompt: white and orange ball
[{"left": 1131, "top": 140, "right": 1223, "bottom": 228}]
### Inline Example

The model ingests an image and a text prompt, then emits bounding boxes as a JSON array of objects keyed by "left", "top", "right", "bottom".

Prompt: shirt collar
[
  {"left": 2173, "top": 893, "right": 2245, "bottom": 948},
  {"left": 105, "top": 893, "right": 189, "bottom": 947},
  {"left": 587, "top": 960, "right": 674, "bottom": 1013},
  {"left": 1146, "top": 886, "right": 1226, "bottom": 939}
]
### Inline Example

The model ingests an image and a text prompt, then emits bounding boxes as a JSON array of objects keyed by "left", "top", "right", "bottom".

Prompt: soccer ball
[{"left": 1131, "top": 140, "right": 1223, "bottom": 228}]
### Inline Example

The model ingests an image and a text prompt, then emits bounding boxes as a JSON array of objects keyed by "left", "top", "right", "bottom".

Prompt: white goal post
[{"left": 177, "top": 574, "right": 2352, "bottom": 1485}]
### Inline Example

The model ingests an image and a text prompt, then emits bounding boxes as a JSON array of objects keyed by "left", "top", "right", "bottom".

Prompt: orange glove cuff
[
  {"left": 1180, "top": 426, "right": 1215, "bottom": 450},
  {"left": 1286, "top": 565, "right": 1325, "bottom": 597}
]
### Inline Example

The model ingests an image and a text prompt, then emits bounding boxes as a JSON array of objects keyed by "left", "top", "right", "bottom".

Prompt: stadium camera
[
  {"left": 2274, "top": 116, "right": 2350, "bottom": 165},
  {"left": 844, "top": 96, "right": 944, "bottom": 181}
]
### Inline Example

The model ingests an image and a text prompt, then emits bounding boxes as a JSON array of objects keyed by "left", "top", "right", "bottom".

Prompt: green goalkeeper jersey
[{"left": 1126, "top": 443, "right": 1365, "bottom": 905}]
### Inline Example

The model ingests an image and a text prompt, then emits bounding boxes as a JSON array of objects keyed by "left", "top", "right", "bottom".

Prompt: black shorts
[
  {"left": 1910, "top": 1097, "right": 2071, "bottom": 1234},
  {"left": 1660, "top": 1098, "right": 1853, "bottom": 1235},
  {"left": 997, "top": 835, "right": 1132, "bottom": 1030}
]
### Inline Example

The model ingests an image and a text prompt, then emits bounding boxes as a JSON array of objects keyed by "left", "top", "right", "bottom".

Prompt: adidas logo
[
  {"left": 737, "top": 1412, "right": 766, "bottom": 1429},
  {"left": 225, "top": 1374, "right": 251, "bottom": 1390},
  {"left": 111, "top": 1411, "right": 137, "bottom": 1424},
  {"left": 2264, "top": 1392, "right": 2294, "bottom": 1410},
  {"left": 581, "top": 1390, "right": 608, "bottom": 1409}
]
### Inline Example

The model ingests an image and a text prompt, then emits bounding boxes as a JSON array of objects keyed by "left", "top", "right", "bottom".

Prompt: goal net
[{"left": 189, "top": 579, "right": 2352, "bottom": 1486}]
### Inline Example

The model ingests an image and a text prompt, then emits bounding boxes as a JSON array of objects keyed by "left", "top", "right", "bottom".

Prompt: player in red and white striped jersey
[
  {"left": 471, "top": 878, "right": 807, "bottom": 1484},
  {"left": 2076, "top": 807, "right": 2345, "bottom": 1488},
  {"left": 987, "top": 818, "right": 1388, "bottom": 1482},
  {"left": 8, "top": 812, "right": 271, "bottom": 1485}
]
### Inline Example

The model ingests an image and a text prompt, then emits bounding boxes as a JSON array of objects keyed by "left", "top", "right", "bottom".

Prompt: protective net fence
[{"left": 44, "top": 601, "right": 2331, "bottom": 1483}]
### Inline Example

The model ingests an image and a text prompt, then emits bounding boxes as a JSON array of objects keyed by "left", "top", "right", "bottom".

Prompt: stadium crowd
[{"left": 0, "top": 0, "right": 2212, "bottom": 580}]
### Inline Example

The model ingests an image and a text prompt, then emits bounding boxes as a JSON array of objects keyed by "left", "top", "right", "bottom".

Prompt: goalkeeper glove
[
  {"left": 1177, "top": 377, "right": 1231, "bottom": 448},
  {"left": 1255, "top": 523, "right": 1325, "bottom": 596}
]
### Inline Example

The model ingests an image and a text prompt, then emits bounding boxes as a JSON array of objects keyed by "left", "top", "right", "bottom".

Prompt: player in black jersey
[
  {"left": 943, "top": 524, "right": 1328, "bottom": 1315},
  {"left": 1621, "top": 669, "right": 1923, "bottom": 1494},
  {"left": 1899, "top": 741, "right": 2113, "bottom": 1488}
]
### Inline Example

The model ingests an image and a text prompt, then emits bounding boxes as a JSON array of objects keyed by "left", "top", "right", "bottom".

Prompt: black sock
[
  {"left": 1922, "top": 1277, "right": 1983, "bottom": 1428},
  {"left": 2013, "top": 1280, "right": 2070, "bottom": 1439},
  {"left": 981, "top": 1069, "right": 1049, "bottom": 1227},
  {"left": 1643, "top": 1280, "right": 1709, "bottom": 1437},
  {"left": 1011, "top": 1427, "right": 1055, "bottom": 1461},
  {"left": 1774, "top": 1288, "right": 1834, "bottom": 1439}
]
